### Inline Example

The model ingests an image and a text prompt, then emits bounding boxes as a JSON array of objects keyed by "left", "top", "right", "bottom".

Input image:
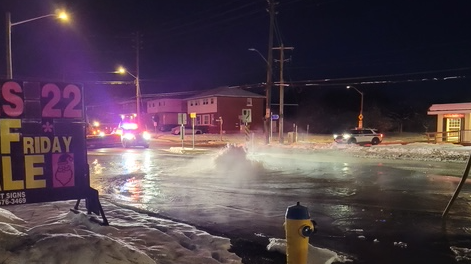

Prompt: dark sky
[{"left": 1, "top": 0, "right": 471, "bottom": 106}]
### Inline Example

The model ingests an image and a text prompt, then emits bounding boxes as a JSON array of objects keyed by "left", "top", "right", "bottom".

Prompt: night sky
[{"left": 1, "top": 0, "right": 471, "bottom": 120}]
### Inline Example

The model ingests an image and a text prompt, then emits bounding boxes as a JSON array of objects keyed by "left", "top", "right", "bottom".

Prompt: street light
[
  {"left": 117, "top": 66, "right": 141, "bottom": 127},
  {"left": 346, "top": 85, "right": 364, "bottom": 128},
  {"left": 249, "top": 47, "right": 272, "bottom": 144},
  {"left": 6, "top": 10, "right": 69, "bottom": 79}
]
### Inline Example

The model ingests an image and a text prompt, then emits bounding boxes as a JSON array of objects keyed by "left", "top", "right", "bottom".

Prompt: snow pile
[
  {"left": 339, "top": 143, "right": 471, "bottom": 162},
  {"left": 267, "top": 238, "right": 351, "bottom": 264},
  {"left": 1, "top": 200, "right": 242, "bottom": 264},
  {"left": 280, "top": 142, "right": 471, "bottom": 162}
]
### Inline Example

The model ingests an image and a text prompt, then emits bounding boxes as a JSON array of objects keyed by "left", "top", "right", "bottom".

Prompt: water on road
[{"left": 88, "top": 147, "right": 471, "bottom": 264}]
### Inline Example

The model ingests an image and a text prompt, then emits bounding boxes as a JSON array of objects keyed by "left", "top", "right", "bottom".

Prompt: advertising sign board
[{"left": 0, "top": 80, "right": 107, "bottom": 224}]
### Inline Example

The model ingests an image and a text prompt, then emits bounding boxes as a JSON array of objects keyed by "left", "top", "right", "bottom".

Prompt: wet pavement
[{"left": 88, "top": 141, "right": 471, "bottom": 264}]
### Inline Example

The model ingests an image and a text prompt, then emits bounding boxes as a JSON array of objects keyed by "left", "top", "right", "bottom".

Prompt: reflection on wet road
[{"left": 88, "top": 147, "right": 471, "bottom": 264}]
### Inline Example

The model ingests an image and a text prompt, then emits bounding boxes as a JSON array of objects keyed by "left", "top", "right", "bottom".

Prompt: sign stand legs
[{"left": 73, "top": 187, "right": 109, "bottom": 226}]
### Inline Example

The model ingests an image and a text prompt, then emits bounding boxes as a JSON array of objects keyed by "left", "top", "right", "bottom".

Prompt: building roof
[
  {"left": 428, "top": 102, "right": 471, "bottom": 115},
  {"left": 185, "top": 86, "right": 265, "bottom": 100}
]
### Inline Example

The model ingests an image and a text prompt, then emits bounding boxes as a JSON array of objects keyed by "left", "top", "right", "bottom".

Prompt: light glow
[
  {"left": 121, "top": 123, "right": 138, "bottom": 130},
  {"left": 56, "top": 11, "right": 69, "bottom": 21},
  {"left": 123, "top": 133, "right": 135, "bottom": 140},
  {"left": 143, "top": 131, "right": 151, "bottom": 140}
]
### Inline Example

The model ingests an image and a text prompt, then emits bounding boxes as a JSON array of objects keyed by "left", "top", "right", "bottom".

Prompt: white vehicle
[
  {"left": 171, "top": 125, "right": 203, "bottom": 135},
  {"left": 334, "top": 128, "right": 383, "bottom": 145}
]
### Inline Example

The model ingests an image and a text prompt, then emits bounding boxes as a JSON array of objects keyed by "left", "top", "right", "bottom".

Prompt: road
[{"left": 87, "top": 142, "right": 471, "bottom": 264}]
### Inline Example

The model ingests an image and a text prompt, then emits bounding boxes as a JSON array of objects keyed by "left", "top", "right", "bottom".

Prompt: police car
[{"left": 334, "top": 128, "right": 383, "bottom": 145}]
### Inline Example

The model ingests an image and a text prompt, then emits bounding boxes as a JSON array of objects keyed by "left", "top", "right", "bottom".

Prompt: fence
[{"left": 425, "top": 130, "right": 471, "bottom": 145}]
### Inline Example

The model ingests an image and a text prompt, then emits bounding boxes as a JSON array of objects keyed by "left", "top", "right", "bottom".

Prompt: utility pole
[
  {"left": 273, "top": 44, "right": 294, "bottom": 144},
  {"left": 264, "top": 0, "right": 276, "bottom": 144},
  {"left": 135, "top": 32, "right": 141, "bottom": 128}
]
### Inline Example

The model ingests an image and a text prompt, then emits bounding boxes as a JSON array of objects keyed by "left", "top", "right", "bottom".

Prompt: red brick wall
[{"left": 217, "top": 97, "right": 264, "bottom": 133}]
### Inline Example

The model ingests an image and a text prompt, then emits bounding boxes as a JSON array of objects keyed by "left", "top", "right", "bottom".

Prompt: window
[
  {"left": 203, "top": 114, "right": 210, "bottom": 125},
  {"left": 190, "top": 101, "right": 194, "bottom": 106},
  {"left": 447, "top": 118, "right": 461, "bottom": 141},
  {"left": 210, "top": 98, "right": 214, "bottom": 104},
  {"left": 247, "top": 98, "right": 252, "bottom": 106},
  {"left": 203, "top": 99, "right": 209, "bottom": 105}
]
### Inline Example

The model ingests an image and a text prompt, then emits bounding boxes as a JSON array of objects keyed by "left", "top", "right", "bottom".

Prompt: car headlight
[
  {"left": 142, "top": 131, "right": 151, "bottom": 140},
  {"left": 98, "top": 131, "right": 105, "bottom": 137},
  {"left": 123, "top": 133, "right": 135, "bottom": 140},
  {"left": 333, "top": 134, "right": 338, "bottom": 138},
  {"left": 343, "top": 134, "right": 351, "bottom": 139}
]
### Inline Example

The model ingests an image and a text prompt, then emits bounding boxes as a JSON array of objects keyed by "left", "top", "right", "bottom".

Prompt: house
[
  {"left": 185, "top": 87, "right": 265, "bottom": 133},
  {"left": 145, "top": 91, "right": 200, "bottom": 131},
  {"left": 427, "top": 102, "right": 471, "bottom": 143},
  {"left": 85, "top": 87, "right": 265, "bottom": 134}
]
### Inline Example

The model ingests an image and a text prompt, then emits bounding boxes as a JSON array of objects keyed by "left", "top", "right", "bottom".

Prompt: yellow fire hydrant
[{"left": 285, "top": 202, "right": 316, "bottom": 264}]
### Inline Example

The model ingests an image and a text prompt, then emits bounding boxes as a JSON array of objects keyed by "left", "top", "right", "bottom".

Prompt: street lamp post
[
  {"left": 249, "top": 48, "right": 272, "bottom": 144},
  {"left": 346, "top": 85, "right": 364, "bottom": 128},
  {"left": 117, "top": 67, "right": 141, "bottom": 127},
  {"left": 6, "top": 11, "right": 68, "bottom": 79}
]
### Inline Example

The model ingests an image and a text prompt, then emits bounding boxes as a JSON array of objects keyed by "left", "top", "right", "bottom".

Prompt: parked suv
[{"left": 334, "top": 128, "right": 383, "bottom": 145}]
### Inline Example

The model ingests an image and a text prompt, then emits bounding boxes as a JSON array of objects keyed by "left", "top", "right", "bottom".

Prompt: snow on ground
[
  {"left": 1, "top": 200, "right": 241, "bottom": 264},
  {"left": 267, "top": 142, "right": 471, "bottom": 163},
  {"left": 0, "top": 199, "right": 346, "bottom": 264}
]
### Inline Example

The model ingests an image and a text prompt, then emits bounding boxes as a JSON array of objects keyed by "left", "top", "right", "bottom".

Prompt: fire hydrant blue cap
[{"left": 285, "top": 202, "right": 310, "bottom": 220}]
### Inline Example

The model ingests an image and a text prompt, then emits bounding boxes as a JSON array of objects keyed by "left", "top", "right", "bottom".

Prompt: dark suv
[{"left": 334, "top": 128, "right": 383, "bottom": 145}]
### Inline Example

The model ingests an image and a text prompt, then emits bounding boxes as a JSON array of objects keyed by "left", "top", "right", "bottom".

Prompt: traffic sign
[
  {"left": 242, "top": 109, "right": 252, "bottom": 123},
  {"left": 178, "top": 113, "right": 187, "bottom": 124},
  {"left": 271, "top": 114, "right": 279, "bottom": 120}
]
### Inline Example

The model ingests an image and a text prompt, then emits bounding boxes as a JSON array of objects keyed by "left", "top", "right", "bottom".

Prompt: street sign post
[
  {"left": 178, "top": 113, "right": 187, "bottom": 149},
  {"left": 190, "top": 112, "right": 196, "bottom": 149}
]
